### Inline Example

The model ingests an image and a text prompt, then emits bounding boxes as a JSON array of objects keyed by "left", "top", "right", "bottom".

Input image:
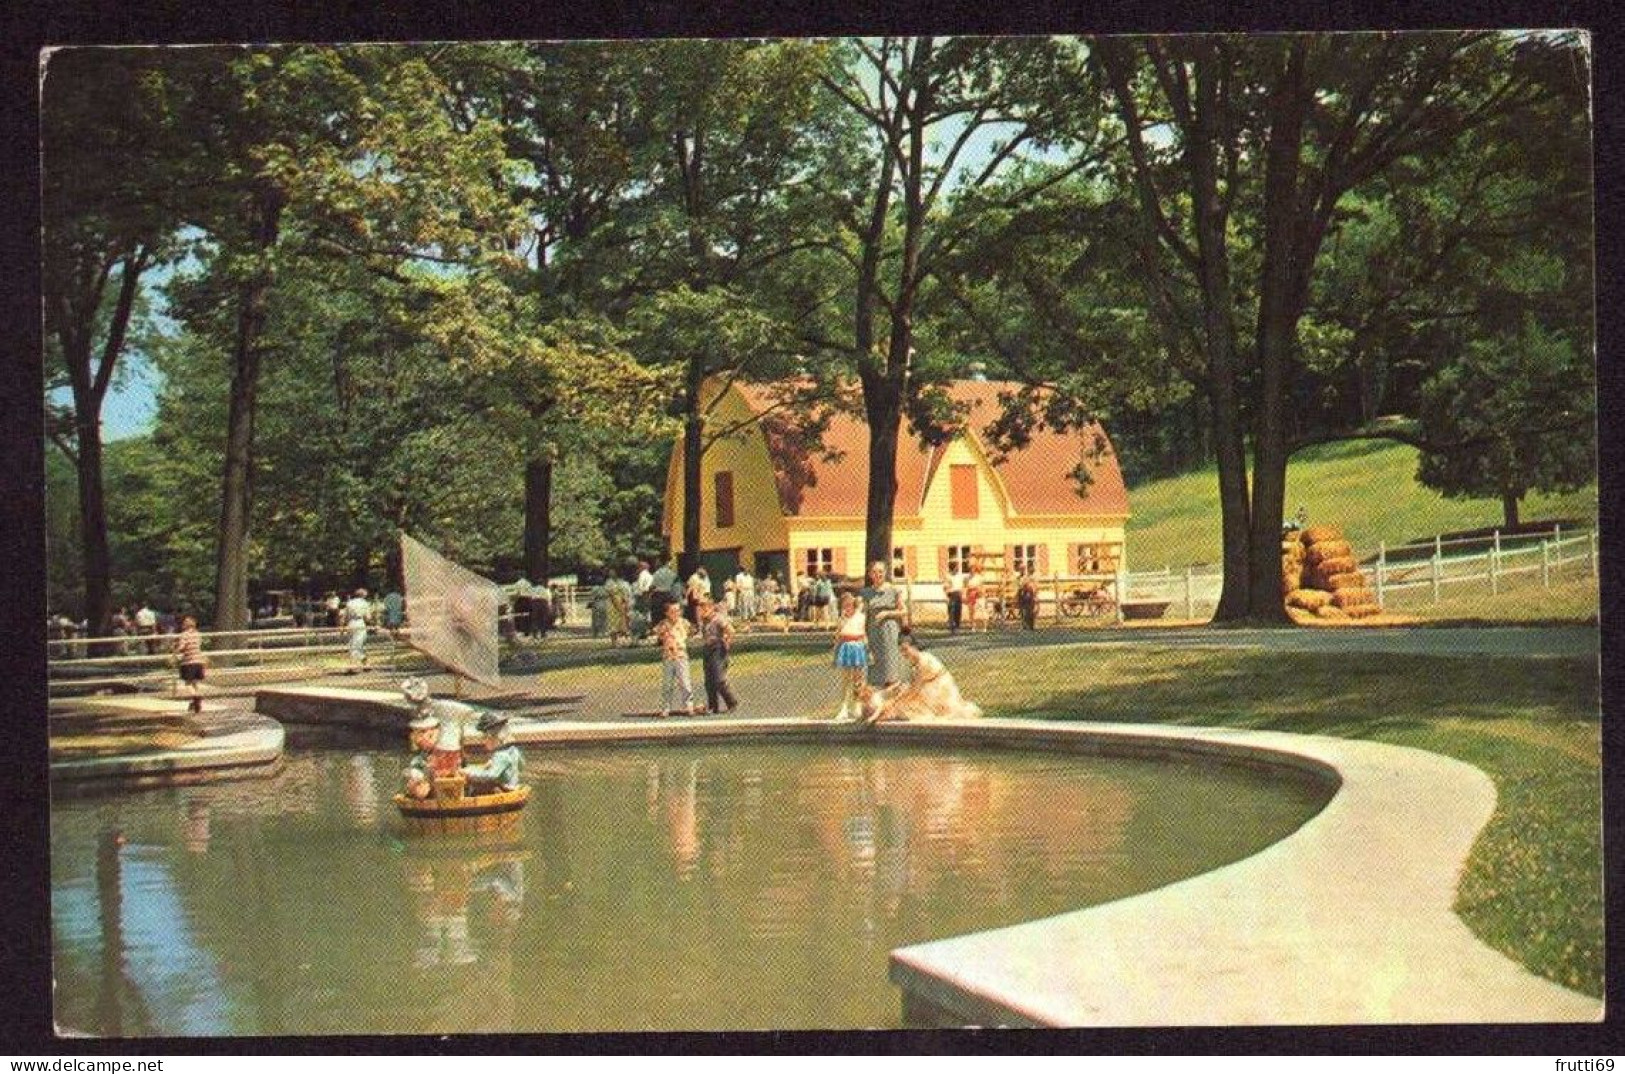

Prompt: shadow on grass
[{"left": 971, "top": 648, "right": 1599, "bottom": 738}]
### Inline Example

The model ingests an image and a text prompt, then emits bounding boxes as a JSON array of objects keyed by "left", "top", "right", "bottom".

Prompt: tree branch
[{"left": 1095, "top": 42, "right": 1201, "bottom": 275}]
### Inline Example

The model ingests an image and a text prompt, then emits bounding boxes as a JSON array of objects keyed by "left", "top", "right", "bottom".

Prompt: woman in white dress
[{"left": 869, "top": 630, "right": 982, "bottom": 723}]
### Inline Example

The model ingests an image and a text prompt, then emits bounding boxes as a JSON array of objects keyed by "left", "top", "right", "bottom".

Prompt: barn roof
[{"left": 729, "top": 379, "right": 1129, "bottom": 520}]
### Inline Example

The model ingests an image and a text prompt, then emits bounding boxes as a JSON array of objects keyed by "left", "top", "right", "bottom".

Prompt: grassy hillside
[{"left": 1125, "top": 439, "right": 1598, "bottom": 570}]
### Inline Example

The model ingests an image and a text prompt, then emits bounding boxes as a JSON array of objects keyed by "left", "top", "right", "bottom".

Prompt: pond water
[{"left": 51, "top": 740, "right": 1330, "bottom": 1035}]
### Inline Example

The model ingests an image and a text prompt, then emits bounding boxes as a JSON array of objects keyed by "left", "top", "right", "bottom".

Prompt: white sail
[{"left": 400, "top": 532, "right": 502, "bottom": 686}]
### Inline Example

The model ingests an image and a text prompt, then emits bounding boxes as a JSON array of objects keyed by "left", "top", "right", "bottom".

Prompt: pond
[{"left": 51, "top": 740, "right": 1331, "bottom": 1035}]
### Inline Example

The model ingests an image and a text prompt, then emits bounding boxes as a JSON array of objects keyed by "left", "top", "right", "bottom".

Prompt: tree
[
  {"left": 42, "top": 49, "right": 178, "bottom": 634},
  {"left": 153, "top": 45, "right": 527, "bottom": 627},
  {"left": 614, "top": 39, "right": 841, "bottom": 575},
  {"left": 1089, "top": 32, "right": 1572, "bottom": 621},
  {"left": 431, "top": 41, "right": 657, "bottom": 584},
  {"left": 1416, "top": 319, "right": 1594, "bottom": 529},
  {"left": 817, "top": 36, "right": 1104, "bottom": 567}
]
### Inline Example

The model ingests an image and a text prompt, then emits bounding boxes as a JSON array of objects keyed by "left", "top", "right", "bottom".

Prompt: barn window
[
  {"left": 892, "top": 546, "right": 908, "bottom": 580},
  {"left": 803, "top": 548, "right": 834, "bottom": 577},
  {"left": 946, "top": 545, "right": 973, "bottom": 575},
  {"left": 1012, "top": 544, "right": 1039, "bottom": 575},
  {"left": 714, "top": 471, "right": 734, "bottom": 528},
  {"left": 950, "top": 464, "right": 979, "bottom": 519},
  {"left": 1075, "top": 544, "right": 1099, "bottom": 573}
]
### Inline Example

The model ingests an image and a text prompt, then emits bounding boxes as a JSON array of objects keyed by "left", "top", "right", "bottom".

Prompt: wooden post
[
  {"left": 1184, "top": 566, "right": 1195, "bottom": 620},
  {"left": 1490, "top": 530, "right": 1501, "bottom": 596},
  {"left": 1542, "top": 538, "right": 1551, "bottom": 589},
  {"left": 1431, "top": 547, "right": 1442, "bottom": 603},
  {"left": 1376, "top": 542, "right": 1386, "bottom": 606}
]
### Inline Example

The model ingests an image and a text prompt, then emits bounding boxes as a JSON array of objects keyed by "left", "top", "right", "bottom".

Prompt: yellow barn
[{"left": 661, "top": 377, "right": 1130, "bottom": 613}]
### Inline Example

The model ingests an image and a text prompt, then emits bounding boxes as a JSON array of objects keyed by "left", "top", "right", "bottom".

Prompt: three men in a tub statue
[{"left": 401, "top": 678, "right": 517, "bottom": 798}]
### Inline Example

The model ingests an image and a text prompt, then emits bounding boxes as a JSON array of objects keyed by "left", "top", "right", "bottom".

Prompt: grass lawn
[
  {"left": 1390, "top": 575, "right": 1599, "bottom": 625},
  {"left": 1127, "top": 440, "right": 1598, "bottom": 569},
  {"left": 958, "top": 643, "right": 1604, "bottom": 998}
]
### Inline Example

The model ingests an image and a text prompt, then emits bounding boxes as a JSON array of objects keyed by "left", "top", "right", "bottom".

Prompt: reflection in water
[
  {"left": 51, "top": 743, "right": 1327, "bottom": 1035},
  {"left": 345, "top": 755, "right": 378, "bottom": 828},
  {"left": 181, "top": 801, "right": 210, "bottom": 855},
  {"left": 93, "top": 830, "right": 141, "bottom": 1037},
  {"left": 399, "top": 851, "right": 528, "bottom": 1032}
]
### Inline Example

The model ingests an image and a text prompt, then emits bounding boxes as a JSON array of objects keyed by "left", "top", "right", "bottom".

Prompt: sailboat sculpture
[{"left": 391, "top": 533, "right": 530, "bottom": 828}]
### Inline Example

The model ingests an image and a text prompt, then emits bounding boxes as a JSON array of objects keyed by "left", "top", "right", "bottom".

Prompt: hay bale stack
[
  {"left": 1281, "top": 522, "right": 1383, "bottom": 620},
  {"left": 1308, "top": 555, "right": 1358, "bottom": 584},
  {"left": 1286, "top": 588, "right": 1332, "bottom": 611},
  {"left": 1281, "top": 533, "right": 1308, "bottom": 594}
]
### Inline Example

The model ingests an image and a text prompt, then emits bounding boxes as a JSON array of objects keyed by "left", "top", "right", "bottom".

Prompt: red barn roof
[{"left": 730, "top": 380, "right": 1128, "bottom": 520}]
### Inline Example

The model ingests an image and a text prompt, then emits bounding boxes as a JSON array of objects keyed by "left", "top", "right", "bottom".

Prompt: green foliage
[
  {"left": 41, "top": 35, "right": 1596, "bottom": 615},
  {"left": 1416, "top": 319, "right": 1595, "bottom": 517}
]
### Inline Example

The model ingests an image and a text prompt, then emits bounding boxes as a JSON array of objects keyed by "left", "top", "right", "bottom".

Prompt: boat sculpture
[{"left": 393, "top": 533, "right": 529, "bottom": 832}]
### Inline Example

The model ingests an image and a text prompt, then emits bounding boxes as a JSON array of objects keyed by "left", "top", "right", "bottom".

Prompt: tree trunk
[
  {"left": 679, "top": 355, "right": 706, "bottom": 579},
  {"left": 1502, "top": 491, "right": 1521, "bottom": 530},
  {"left": 1243, "top": 44, "right": 1309, "bottom": 625},
  {"left": 73, "top": 414, "right": 112, "bottom": 636},
  {"left": 861, "top": 371, "right": 903, "bottom": 570},
  {"left": 1210, "top": 395, "right": 1253, "bottom": 620},
  {"left": 384, "top": 535, "right": 404, "bottom": 592},
  {"left": 212, "top": 189, "right": 284, "bottom": 632},
  {"left": 523, "top": 458, "right": 553, "bottom": 583},
  {"left": 1187, "top": 49, "right": 1253, "bottom": 623},
  {"left": 53, "top": 249, "right": 147, "bottom": 636}
]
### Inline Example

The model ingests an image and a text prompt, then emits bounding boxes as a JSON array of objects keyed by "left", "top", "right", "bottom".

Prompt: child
[
  {"left": 654, "top": 600, "right": 699, "bottom": 717},
  {"left": 831, "top": 590, "right": 868, "bottom": 721},
  {"left": 174, "top": 615, "right": 207, "bottom": 713}
]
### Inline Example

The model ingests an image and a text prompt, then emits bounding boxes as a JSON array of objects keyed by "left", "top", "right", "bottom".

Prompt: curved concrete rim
[
  {"left": 50, "top": 716, "right": 285, "bottom": 783},
  {"left": 501, "top": 714, "right": 1601, "bottom": 1027},
  {"left": 879, "top": 718, "right": 1603, "bottom": 1026}
]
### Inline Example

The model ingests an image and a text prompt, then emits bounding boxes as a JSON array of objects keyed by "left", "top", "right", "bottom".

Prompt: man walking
[
  {"left": 345, "top": 587, "right": 373, "bottom": 671},
  {"left": 699, "top": 598, "right": 739, "bottom": 714},
  {"left": 945, "top": 566, "right": 965, "bottom": 633}
]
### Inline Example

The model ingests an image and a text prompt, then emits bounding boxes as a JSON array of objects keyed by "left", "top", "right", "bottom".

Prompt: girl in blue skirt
[{"left": 832, "top": 590, "right": 868, "bottom": 720}]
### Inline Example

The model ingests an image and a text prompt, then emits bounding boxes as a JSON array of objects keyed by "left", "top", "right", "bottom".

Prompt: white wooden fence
[{"left": 1372, "top": 526, "right": 1597, "bottom": 605}]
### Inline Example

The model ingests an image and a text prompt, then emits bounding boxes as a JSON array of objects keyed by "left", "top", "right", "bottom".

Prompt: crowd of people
[
  {"left": 55, "top": 555, "right": 986, "bottom": 742},
  {"left": 393, "top": 558, "right": 983, "bottom": 807},
  {"left": 642, "top": 558, "right": 983, "bottom": 725}
]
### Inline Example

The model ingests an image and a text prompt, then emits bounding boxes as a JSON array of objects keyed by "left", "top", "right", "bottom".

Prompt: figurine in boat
[
  {"left": 403, "top": 710, "right": 440, "bottom": 800},
  {"left": 394, "top": 679, "right": 529, "bottom": 824},
  {"left": 460, "top": 711, "right": 523, "bottom": 795},
  {"left": 401, "top": 677, "right": 481, "bottom": 782}
]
